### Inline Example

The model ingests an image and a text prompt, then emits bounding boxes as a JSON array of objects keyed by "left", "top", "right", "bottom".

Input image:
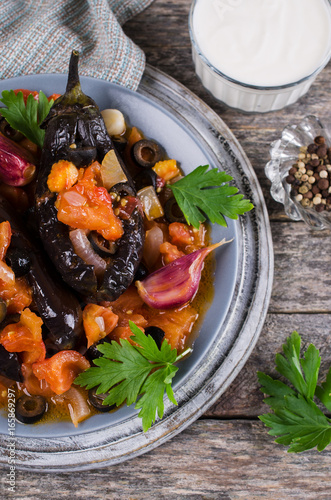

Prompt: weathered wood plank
[
  {"left": 270, "top": 222, "right": 331, "bottom": 313},
  {"left": 2, "top": 420, "right": 331, "bottom": 499},
  {"left": 206, "top": 312, "right": 331, "bottom": 418}
]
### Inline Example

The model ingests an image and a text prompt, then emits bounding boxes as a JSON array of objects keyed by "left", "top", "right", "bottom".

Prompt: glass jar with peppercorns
[{"left": 265, "top": 116, "right": 331, "bottom": 230}]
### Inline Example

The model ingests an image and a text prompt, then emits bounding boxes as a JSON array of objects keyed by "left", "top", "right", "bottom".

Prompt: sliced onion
[
  {"left": 69, "top": 229, "right": 107, "bottom": 278},
  {"left": 143, "top": 225, "right": 164, "bottom": 269},
  {"left": 58, "top": 387, "right": 91, "bottom": 427},
  {"left": 63, "top": 191, "right": 86, "bottom": 207},
  {"left": 137, "top": 186, "right": 164, "bottom": 220},
  {"left": 101, "top": 149, "right": 127, "bottom": 190},
  {"left": 94, "top": 316, "right": 105, "bottom": 332}
]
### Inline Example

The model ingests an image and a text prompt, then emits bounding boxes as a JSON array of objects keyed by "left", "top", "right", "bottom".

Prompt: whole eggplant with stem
[
  {"left": 0, "top": 196, "right": 84, "bottom": 352},
  {"left": 35, "top": 51, "right": 144, "bottom": 302}
]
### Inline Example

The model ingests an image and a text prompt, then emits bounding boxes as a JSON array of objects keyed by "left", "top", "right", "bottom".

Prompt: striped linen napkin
[{"left": 0, "top": 0, "right": 154, "bottom": 90}]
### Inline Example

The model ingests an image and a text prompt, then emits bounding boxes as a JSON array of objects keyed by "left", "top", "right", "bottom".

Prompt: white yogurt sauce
[{"left": 192, "top": 0, "right": 331, "bottom": 86}]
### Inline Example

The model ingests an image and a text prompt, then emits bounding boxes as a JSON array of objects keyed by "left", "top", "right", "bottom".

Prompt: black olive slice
[
  {"left": 0, "top": 118, "right": 24, "bottom": 142},
  {"left": 112, "top": 135, "right": 128, "bottom": 155},
  {"left": 67, "top": 146, "right": 97, "bottom": 167},
  {"left": 88, "top": 231, "right": 117, "bottom": 258},
  {"left": 0, "top": 313, "right": 20, "bottom": 329},
  {"left": 145, "top": 326, "right": 165, "bottom": 350},
  {"left": 134, "top": 169, "right": 158, "bottom": 192},
  {"left": 5, "top": 248, "right": 31, "bottom": 277},
  {"left": 15, "top": 395, "right": 47, "bottom": 424},
  {"left": 0, "top": 298, "right": 7, "bottom": 324},
  {"left": 134, "top": 263, "right": 148, "bottom": 282},
  {"left": 132, "top": 140, "right": 161, "bottom": 169},
  {"left": 85, "top": 337, "right": 112, "bottom": 362},
  {"left": 164, "top": 197, "right": 186, "bottom": 224},
  {"left": 88, "top": 387, "right": 116, "bottom": 412},
  {"left": 109, "top": 182, "right": 136, "bottom": 198}
]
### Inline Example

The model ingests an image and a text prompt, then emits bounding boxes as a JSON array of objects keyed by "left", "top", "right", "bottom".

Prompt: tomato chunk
[
  {"left": 0, "top": 276, "right": 33, "bottom": 314},
  {"left": 160, "top": 242, "right": 185, "bottom": 264},
  {"left": 83, "top": 304, "right": 118, "bottom": 348},
  {"left": 14, "top": 89, "right": 39, "bottom": 103},
  {"left": 169, "top": 222, "right": 194, "bottom": 247},
  {"left": 32, "top": 351, "right": 90, "bottom": 395},
  {"left": 0, "top": 308, "right": 45, "bottom": 364},
  {"left": 153, "top": 159, "right": 180, "bottom": 182},
  {"left": 109, "top": 324, "right": 145, "bottom": 345},
  {"left": 47, "top": 93, "right": 61, "bottom": 102},
  {"left": 56, "top": 162, "right": 123, "bottom": 241},
  {"left": 148, "top": 305, "right": 198, "bottom": 351},
  {"left": 20, "top": 363, "right": 54, "bottom": 397},
  {"left": 47, "top": 160, "right": 79, "bottom": 193}
]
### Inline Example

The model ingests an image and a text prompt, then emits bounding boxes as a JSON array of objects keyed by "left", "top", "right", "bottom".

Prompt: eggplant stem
[{"left": 66, "top": 50, "right": 81, "bottom": 93}]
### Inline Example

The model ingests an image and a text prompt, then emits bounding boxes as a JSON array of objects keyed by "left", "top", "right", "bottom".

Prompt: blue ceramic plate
[{"left": 0, "top": 65, "right": 273, "bottom": 471}]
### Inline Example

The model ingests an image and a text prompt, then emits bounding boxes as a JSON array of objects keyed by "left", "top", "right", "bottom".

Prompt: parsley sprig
[
  {"left": 0, "top": 90, "right": 53, "bottom": 149},
  {"left": 75, "top": 321, "right": 191, "bottom": 432},
  {"left": 170, "top": 165, "right": 253, "bottom": 229},
  {"left": 258, "top": 332, "right": 331, "bottom": 453}
]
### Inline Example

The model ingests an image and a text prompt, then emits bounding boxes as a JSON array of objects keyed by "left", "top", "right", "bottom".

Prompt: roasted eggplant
[
  {"left": 0, "top": 196, "right": 83, "bottom": 351},
  {"left": 0, "top": 344, "right": 22, "bottom": 382},
  {"left": 35, "top": 51, "right": 144, "bottom": 302}
]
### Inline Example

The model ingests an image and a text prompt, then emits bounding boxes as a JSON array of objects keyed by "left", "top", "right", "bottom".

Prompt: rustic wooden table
[{"left": 2, "top": 0, "right": 331, "bottom": 498}]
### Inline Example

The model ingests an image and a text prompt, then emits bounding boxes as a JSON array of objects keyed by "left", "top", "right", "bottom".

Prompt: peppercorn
[
  {"left": 315, "top": 136, "right": 325, "bottom": 146},
  {"left": 299, "top": 185, "right": 309, "bottom": 194},
  {"left": 285, "top": 174, "right": 295, "bottom": 184},
  {"left": 301, "top": 198, "right": 311, "bottom": 208},
  {"left": 315, "top": 203, "right": 325, "bottom": 212},
  {"left": 285, "top": 134, "right": 330, "bottom": 217},
  {"left": 317, "top": 145, "right": 327, "bottom": 158},
  {"left": 317, "top": 178, "right": 329, "bottom": 190},
  {"left": 307, "top": 143, "right": 317, "bottom": 154}
]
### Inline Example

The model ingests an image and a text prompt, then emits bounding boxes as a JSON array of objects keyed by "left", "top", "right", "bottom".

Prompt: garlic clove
[
  {"left": 136, "top": 239, "right": 231, "bottom": 309},
  {"left": 101, "top": 109, "right": 126, "bottom": 137}
]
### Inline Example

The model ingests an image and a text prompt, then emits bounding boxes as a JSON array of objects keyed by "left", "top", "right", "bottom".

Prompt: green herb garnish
[
  {"left": 258, "top": 331, "right": 331, "bottom": 453},
  {"left": 0, "top": 90, "right": 53, "bottom": 149},
  {"left": 170, "top": 164, "right": 253, "bottom": 229},
  {"left": 75, "top": 321, "right": 191, "bottom": 432}
]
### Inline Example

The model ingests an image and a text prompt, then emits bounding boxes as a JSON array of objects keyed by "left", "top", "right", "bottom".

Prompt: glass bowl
[
  {"left": 188, "top": 0, "right": 331, "bottom": 113},
  {"left": 265, "top": 115, "right": 331, "bottom": 230}
]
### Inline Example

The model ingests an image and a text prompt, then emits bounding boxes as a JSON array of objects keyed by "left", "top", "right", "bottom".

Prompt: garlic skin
[
  {"left": 136, "top": 239, "right": 230, "bottom": 309},
  {"left": 101, "top": 109, "right": 126, "bottom": 137}
]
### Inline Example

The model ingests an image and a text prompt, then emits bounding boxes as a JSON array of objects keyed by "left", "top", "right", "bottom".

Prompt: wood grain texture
[
  {"left": 206, "top": 312, "right": 331, "bottom": 418},
  {"left": 2, "top": 420, "right": 331, "bottom": 499}
]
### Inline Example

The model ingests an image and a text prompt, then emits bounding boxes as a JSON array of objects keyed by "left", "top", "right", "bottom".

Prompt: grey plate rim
[{"left": 0, "top": 64, "right": 273, "bottom": 471}]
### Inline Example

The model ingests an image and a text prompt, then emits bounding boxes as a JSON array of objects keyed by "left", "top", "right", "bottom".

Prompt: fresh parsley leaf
[
  {"left": 169, "top": 165, "right": 253, "bottom": 229},
  {"left": 75, "top": 320, "right": 189, "bottom": 432},
  {"left": 275, "top": 331, "right": 321, "bottom": 399},
  {"left": 257, "top": 372, "right": 296, "bottom": 411},
  {"left": 315, "top": 367, "right": 331, "bottom": 412},
  {"left": 0, "top": 90, "right": 53, "bottom": 149},
  {"left": 260, "top": 395, "right": 331, "bottom": 453},
  {"left": 258, "top": 331, "right": 331, "bottom": 453}
]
